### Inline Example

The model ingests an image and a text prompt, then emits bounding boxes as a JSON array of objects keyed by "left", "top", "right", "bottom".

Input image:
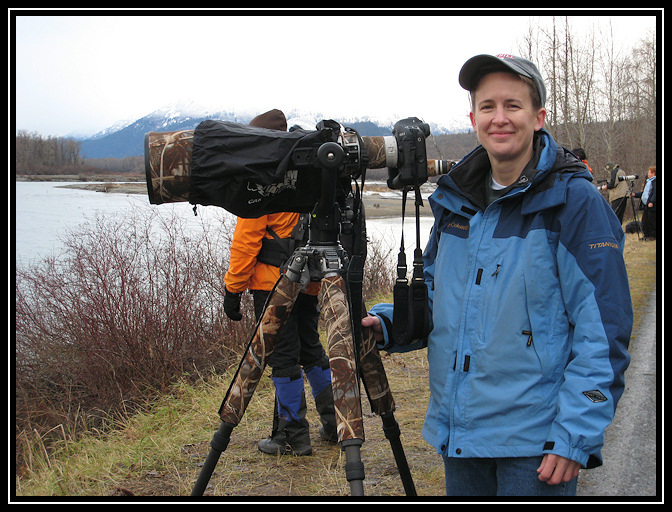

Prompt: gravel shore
[{"left": 57, "top": 182, "right": 434, "bottom": 219}]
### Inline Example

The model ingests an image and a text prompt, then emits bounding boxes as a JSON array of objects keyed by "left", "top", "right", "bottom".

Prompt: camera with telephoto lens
[
  {"left": 144, "top": 117, "right": 451, "bottom": 217},
  {"left": 618, "top": 174, "right": 640, "bottom": 182}
]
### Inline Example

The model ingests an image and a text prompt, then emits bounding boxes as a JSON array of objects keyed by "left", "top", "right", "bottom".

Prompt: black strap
[
  {"left": 392, "top": 180, "right": 429, "bottom": 345},
  {"left": 256, "top": 214, "right": 309, "bottom": 268},
  {"left": 392, "top": 189, "right": 410, "bottom": 341},
  {"left": 346, "top": 172, "right": 367, "bottom": 356}
]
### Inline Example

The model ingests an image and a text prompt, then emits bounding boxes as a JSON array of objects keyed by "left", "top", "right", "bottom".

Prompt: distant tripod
[
  {"left": 625, "top": 179, "right": 643, "bottom": 240},
  {"left": 191, "top": 142, "right": 416, "bottom": 497}
]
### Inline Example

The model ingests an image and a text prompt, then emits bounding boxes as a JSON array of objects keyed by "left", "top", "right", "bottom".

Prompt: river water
[{"left": 14, "top": 181, "right": 435, "bottom": 266}]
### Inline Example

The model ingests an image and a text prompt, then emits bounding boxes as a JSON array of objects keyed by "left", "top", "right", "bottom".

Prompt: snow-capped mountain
[{"left": 79, "top": 103, "right": 462, "bottom": 159}]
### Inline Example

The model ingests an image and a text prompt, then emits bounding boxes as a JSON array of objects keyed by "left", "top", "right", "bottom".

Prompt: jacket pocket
[{"left": 463, "top": 327, "right": 549, "bottom": 427}]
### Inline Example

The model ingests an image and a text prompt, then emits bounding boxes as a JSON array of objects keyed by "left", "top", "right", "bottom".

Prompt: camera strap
[{"left": 392, "top": 183, "right": 429, "bottom": 345}]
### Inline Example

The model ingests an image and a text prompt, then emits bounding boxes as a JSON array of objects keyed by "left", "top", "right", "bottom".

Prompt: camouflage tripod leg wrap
[
  {"left": 218, "top": 275, "right": 303, "bottom": 425},
  {"left": 145, "top": 130, "right": 194, "bottom": 204},
  {"left": 358, "top": 307, "right": 396, "bottom": 416},
  {"left": 319, "top": 275, "right": 364, "bottom": 443},
  {"left": 360, "top": 306, "right": 417, "bottom": 496}
]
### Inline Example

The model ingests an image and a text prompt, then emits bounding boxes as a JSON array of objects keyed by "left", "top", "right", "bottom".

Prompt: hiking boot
[
  {"left": 314, "top": 385, "right": 338, "bottom": 443},
  {"left": 257, "top": 418, "right": 312, "bottom": 456},
  {"left": 258, "top": 375, "right": 312, "bottom": 456}
]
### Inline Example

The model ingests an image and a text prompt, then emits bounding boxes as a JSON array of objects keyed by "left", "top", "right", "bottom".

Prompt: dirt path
[{"left": 576, "top": 289, "right": 658, "bottom": 498}]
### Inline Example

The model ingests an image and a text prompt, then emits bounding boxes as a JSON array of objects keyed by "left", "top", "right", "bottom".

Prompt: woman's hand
[{"left": 361, "top": 314, "right": 384, "bottom": 342}]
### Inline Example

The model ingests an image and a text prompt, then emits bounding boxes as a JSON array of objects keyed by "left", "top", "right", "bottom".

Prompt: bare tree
[
  {"left": 519, "top": 17, "right": 656, "bottom": 180},
  {"left": 15, "top": 131, "right": 85, "bottom": 175},
  {"left": 621, "top": 29, "right": 657, "bottom": 173},
  {"left": 522, "top": 17, "right": 600, "bottom": 148}
]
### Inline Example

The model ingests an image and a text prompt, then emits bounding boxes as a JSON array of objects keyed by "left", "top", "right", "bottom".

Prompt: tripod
[
  {"left": 625, "top": 179, "right": 643, "bottom": 240},
  {"left": 191, "top": 142, "right": 416, "bottom": 497}
]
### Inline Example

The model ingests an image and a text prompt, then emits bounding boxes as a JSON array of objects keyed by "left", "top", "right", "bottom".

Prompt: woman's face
[{"left": 470, "top": 72, "right": 546, "bottom": 172}]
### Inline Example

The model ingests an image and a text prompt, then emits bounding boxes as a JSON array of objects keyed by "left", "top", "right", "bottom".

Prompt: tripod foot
[
  {"left": 191, "top": 422, "right": 235, "bottom": 496},
  {"left": 343, "top": 441, "right": 365, "bottom": 496}
]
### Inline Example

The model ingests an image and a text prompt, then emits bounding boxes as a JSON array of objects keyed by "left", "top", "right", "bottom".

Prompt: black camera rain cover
[{"left": 190, "top": 120, "right": 332, "bottom": 218}]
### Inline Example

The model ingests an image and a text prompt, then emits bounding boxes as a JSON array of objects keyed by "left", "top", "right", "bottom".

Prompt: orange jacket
[{"left": 224, "top": 212, "right": 320, "bottom": 295}]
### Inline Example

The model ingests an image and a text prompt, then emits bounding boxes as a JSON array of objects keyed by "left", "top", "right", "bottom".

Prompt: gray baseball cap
[{"left": 459, "top": 53, "right": 547, "bottom": 107}]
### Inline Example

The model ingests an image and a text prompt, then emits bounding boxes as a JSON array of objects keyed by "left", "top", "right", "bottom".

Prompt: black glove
[{"left": 223, "top": 288, "right": 243, "bottom": 321}]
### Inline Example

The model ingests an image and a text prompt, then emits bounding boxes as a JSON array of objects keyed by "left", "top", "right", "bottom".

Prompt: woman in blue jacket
[{"left": 363, "top": 54, "right": 632, "bottom": 496}]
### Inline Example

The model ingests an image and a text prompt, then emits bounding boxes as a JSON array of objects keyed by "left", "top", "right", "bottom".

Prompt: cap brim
[{"left": 459, "top": 54, "right": 532, "bottom": 91}]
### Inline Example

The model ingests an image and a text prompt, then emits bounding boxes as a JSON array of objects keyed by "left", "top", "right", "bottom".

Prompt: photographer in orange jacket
[{"left": 223, "top": 109, "right": 337, "bottom": 455}]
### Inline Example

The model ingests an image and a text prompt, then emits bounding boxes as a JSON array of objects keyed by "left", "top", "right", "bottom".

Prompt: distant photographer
[
  {"left": 572, "top": 147, "right": 593, "bottom": 176},
  {"left": 632, "top": 166, "right": 657, "bottom": 240},
  {"left": 223, "top": 109, "right": 337, "bottom": 457},
  {"left": 604, "top": 162, "right": 630, "bottom": 224}
]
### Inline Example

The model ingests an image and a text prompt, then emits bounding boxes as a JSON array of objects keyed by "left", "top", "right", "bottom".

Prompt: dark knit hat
[{"left": 249, "top": 109, "right": 287, "bottom": 131}]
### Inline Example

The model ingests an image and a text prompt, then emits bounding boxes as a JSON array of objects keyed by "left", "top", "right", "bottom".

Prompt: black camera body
[
  {"left": 386, "top": 118, "right": 431, "bottom": 191},
  {"left": 386, "top": 117, "right": 432, "bottom": 346}
]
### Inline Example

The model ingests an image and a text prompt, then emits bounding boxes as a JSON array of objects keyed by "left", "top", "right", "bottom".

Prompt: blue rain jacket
[{"left": 370, "top": 130, "right": 632, "bottom": 468}]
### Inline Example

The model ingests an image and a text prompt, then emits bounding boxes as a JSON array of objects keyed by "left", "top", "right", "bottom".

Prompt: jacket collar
[{"left": 433, "top": 130, "right": 590, "bottom": 214}]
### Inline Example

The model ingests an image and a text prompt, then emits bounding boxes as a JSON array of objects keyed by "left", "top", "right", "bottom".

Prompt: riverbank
[
  {"left": 54, "top": 181, "right": 434, "bottom": 218},
  {"left": 16, "top": 174, "right": 144, "bottom": 183},
  {"left": 57, "top": 181, "right": 147, "bottom": 195}
]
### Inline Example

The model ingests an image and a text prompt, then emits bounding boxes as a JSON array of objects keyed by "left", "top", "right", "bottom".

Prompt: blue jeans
[{"left": 443, "top": 455, "right": 578, "bottom": 497}]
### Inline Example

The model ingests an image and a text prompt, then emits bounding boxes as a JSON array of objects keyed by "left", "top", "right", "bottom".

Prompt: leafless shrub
[
  {"left": 15, "top": 208, "right": 253, "bottom": 441},
  {"left": 362, "top": 235, "right": 395, "bottom": 304}
]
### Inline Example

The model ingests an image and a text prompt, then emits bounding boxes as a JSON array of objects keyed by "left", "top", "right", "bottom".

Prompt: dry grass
[
  {"left": 622, "top": 234, "right": 657, "bottom": 332},
  {"left": 15, "top": 350, "right": 441, "bottom": 498}
]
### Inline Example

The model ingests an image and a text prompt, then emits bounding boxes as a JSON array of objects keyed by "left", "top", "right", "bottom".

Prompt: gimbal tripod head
[{"left": 284, "top": 135, "right": 363, "bottom": 285}]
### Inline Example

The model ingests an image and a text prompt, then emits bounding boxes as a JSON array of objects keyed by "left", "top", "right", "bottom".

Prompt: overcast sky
[{"left": 13, "top": 10, "right": 659, "bottom": 138}]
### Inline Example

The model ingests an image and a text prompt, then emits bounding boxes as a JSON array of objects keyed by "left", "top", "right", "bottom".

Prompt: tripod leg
[
  {"left": 190, "top": 421, "right": 234, "bottom": 496},
  {"left": 359, "top": 311, "right": 417, "bottom": 496},
  {"left": 218, "top": 275, "right": 304, "bottom": 425},
  {"left": 358, "top": 315, "right": 395, "bottom": 414},
  {"left": 629, "top": 193, "right": 643, "bottom": 240},
  {"left": 190, "top": 275, "right": 303, "bottom": 496},
  {"left": 319, "top": 275, "right": 365, "bottom": 495}
]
